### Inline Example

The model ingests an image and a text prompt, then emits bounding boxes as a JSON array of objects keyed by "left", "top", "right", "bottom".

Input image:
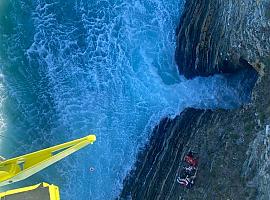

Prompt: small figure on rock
[
  {"left": 177, "top": 151, "right": 198, "bottom": 189},
  {"left": 184, "top": 151, "right": 198, "bottom": 167},
  {"left": 177, "top": 176, "right": 194, "bottom": 189}
]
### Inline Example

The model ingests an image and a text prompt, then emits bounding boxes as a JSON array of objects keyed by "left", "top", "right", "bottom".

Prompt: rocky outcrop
[
  {"left": 120, "top": 108, "right": 212, "bottom": 199},
  {"left": 119, "top": 0, "right": 270, "bottom": 199},
  {"left": 175, "top": 0, "right": 270, "bottom": 78},
  {"left": 119, "top": 59, "right": 270, "bottom": 200}
]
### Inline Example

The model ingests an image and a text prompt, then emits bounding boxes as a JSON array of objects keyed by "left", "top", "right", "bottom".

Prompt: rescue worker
[
  {"left": 177, "top": 176, "right": 194, "bottom": 188},
  {"left": 177, "top": 151, "right": 198, "bottom": 189},
  {"left": 184, "top": 151, "right": 198, "bottom": 167},
  {"left": 177, "top": 165, "right": 196, "bottom": 188},
  {"left": 183, "top": 166, "right": 196, "bottom": 177}
]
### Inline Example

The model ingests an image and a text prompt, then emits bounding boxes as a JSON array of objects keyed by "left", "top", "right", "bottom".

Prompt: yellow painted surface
[
  {"left": 0, "top": 135, "right": 96, "bottom": 187},
  {"left": 0, "top": 182, "right": 60, "bottom": 199}
]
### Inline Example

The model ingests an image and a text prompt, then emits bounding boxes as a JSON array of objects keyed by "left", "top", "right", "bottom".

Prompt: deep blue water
[{"left": 0, "top": 0, "right": 256, "bottom": 199}]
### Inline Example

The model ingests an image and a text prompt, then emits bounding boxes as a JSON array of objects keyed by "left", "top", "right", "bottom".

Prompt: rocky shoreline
[
  {"left": 175, "top": 0, "right": 269, "bottom": 78},
  {"left": 119, "top": 64, "right": 269, "bottom": 199},
  {"left": 119, "top": 0, "right": 270, "bottom": 199}
]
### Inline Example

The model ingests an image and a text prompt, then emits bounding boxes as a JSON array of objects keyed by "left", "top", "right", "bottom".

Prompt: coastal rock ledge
[
  {"left": 119, "top": 62, "right": 270, "bottom": 199},
  {"left": 119, "top": 66, "right": 270, "bottom": 200},
  {"left": 119, "top": 0, "right": 270, "bottom": 199},
  {"left": 175, "top": 0, "right": 270, "bottom": 78}
]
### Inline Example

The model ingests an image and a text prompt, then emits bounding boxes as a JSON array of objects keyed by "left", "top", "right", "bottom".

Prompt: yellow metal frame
[
  {"left": 0, "top": 135, "right": 96, "bottom": 187},
  {"left": 0, "top": 182, "right": 60, "bottom": 200}
]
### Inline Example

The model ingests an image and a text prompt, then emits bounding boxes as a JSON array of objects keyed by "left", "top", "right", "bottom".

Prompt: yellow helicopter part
[
  {"left": 0, "top": 135, "right": 96, "bottom": 187},
  {"left": 0, "top": 182, "right": 60, "bottom": 200}
]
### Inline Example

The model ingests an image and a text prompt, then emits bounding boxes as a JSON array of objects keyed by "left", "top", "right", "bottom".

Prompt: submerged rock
[{"left": 175, "top": 0, "right": 270, "bottom": 78}]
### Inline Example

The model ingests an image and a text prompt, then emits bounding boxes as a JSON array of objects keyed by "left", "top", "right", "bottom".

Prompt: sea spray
[{"left": 0, "top": 0, "right": 256, "bottom": 199}]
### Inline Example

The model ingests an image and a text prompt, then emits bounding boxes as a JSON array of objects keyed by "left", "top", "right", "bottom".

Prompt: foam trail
[{"left": 0, "top": 0, "right": 256, "bottom": 199}]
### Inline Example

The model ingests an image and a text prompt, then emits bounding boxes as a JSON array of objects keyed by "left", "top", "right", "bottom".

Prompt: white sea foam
[
  {"left": 0, "top": 0, "right": 255, "bottom": 199},
  {"left": 0, "top": 73, "right": 7, "bottom": 153}
]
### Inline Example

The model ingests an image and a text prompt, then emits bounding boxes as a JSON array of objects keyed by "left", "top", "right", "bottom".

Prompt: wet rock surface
[
  {"left": 119, "top": 0, "right": 270, "bottom": 199},
  {"left": 175, "top": 0, "right": 270, "bottom": 78},
  {"left": 119, "top": 59, "right": 270, "bottom": 200}
]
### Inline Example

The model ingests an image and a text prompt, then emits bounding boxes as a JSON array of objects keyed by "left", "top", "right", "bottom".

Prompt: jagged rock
[
  {"left": 175, "top": 0, "right": 270, "bottom": 78},
  {"left": 119, "top": 0, "right": 270, "bottom": 198},
  {"left": 119, "top": 59, "right": 270, "bottom": 200}
]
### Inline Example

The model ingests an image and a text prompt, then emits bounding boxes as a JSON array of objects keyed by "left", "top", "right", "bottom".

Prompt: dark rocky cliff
[
  {"left": 175, "top": 0, "right": 270, "bottom": 78},
  {"left": 119, "top": 63, "right": 270, "bottom": 199},
  {"left": 119, "top": 0, "right": 270, "bottom": 199}
]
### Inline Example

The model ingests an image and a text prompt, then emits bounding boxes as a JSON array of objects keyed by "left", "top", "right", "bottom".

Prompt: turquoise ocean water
[{"left": 0, "top": 0, "right": 256, "bottom": 199}]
